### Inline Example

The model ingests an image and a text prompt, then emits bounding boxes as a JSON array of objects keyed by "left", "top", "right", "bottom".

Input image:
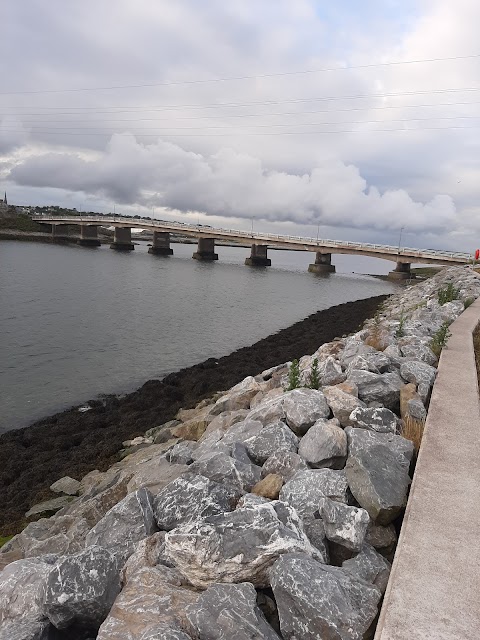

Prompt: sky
[{"left": 1, "top": 0, "right": 480, "bottom": 254}]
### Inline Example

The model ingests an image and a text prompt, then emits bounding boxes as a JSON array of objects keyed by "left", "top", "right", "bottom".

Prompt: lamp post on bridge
[{"left": 398, "top": 226, "right": 405, "bottom": 255}]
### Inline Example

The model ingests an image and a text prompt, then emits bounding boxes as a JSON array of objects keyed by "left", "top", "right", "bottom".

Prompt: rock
[
  {"left": 121, "top": 532, "right": 168, "bottom": 585},
  {"left": 339, "top": 340, "right": 378, "bottom": 367},
  {"left": 345, "top": 427, "right": 413, "bottom": 524},
  {"left": 126, "top": 458, "right": 188, "bottom": 494},
  {"left": 349, "top": 406, "right": 398, "bottom": 434},
  {"left": 365, "top": 522, "right": 397, "bottom": 555},
  {"left": 247, "top": 389, "right": 330, "bottom": 436},
  {"left": 399, "top": 342, "right": 437, "bottom": 366},
  {"left": 166, "top": 440, "right": 197, "bottom": 465},
  {"left": 78, "top": 469, "right": 105, "bottom": 495},
  {"left": 347, "top": 351, "right": 391, "bottom": 375},
  {"left": 171, "top": 416, "right": 211, "bottom": 441},
  {"left": 303, "top": 519, "right": 329, "bottom": 560},
  {"left": 270, "top": 553, "right": 382, "bottom": 640},
  {"left": 407, "top": 397, "right": 427, "bottom": 420},
  {"left": 202, "top": 409, "right": 249, "bottom": 438},
  {"left": 250, "top": 387, "right": 283, "bottom": 409},
  {"left": 279, "top": 469, "right": 349, "bottom": 520},
  {"left": 165, "top": 501, "right": 323, "bottom": 588},
  {"left": 347, "top": 370, "right": 403, "bottom": 411},
  {"left": 42, "top": 545, "right": 121, "bottom": 632},
  {"left": 49, "top": 476, "right": 81, "bottom": 496},
  {"left": 342, "top": 544, "right": 391, "bottom": 593},
  {"left": 85, "top": 488, "right": 157, "bottom": 565},
  {"left": 318, "top": 497, "right": 370, "bottom": 551},
  {"left": 261, "top": 451, "right": 308, "bottom": 482},
  {"left": 145, "top": 420, "right": 181, "bottom": 444},
  {"left": 399, "top": 382, "right": 418, "bottom": 419},
  {"left": 97, "top": 565, "right": 199, "bottom": 639},
  {"left": 252, "top": 474, "right": 283, "bottom": 499},
  {"left": 0, "top": 556, "right": 57, "bottom": 625},
  {"left": 400, "top": 360, "right": 437, "bottom": 397},
  {"left": 221, "top": 419, "right": 264, "bottom": 446},
  {"left": 0, "top": 618, "right": 52, "bottom": 640},
  {"left": 1, "top": 515, "right": 89, "bottom": 558},
  {"left": 237, "top": 493, "right": 271, "bottom": 508},
  {"left": 297, "top": 419, "right": 347, "bottom": 469},
  {"left": 189, "top": 452, "right": 261, "bottom": 493},
  {"left": 336, "top": 380, "right": 359, "bottom": 396},
  {"left": 244, "top": 421, "right": 299, "bottom": 464},
  {"left": 210, "top": 377, "right": 262, "bottom": 415},
  {"left": 230, "top": 442, "right": 252, "bottom": 464},
  {"left": 319, "top": 356, "right": 346, "bottom": 386},
  {"left": 185, "top": 582, "right": 281, "bottom": 640},
  {"left": 323, "top": 386, "right": 366, "bottom": 427},
  {"left": 191, "top": 428, "right": 228, "bottom": 461},
  {"left": 25, "top": 496, "right": 72, "bottom": 519},
  {"left": 153, "top": 472, "right": 240, "bottom": 531}
]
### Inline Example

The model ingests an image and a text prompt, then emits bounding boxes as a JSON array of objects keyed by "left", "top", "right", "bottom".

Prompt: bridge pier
[
  {"left": 110, "top": 227, "right": 134, "bottom": 251},
  {"left": 51, "top": 224, "right": 72, "bottom": 243},
  {"left": 245, "top": 244, "right": 271, "bottom": 266},
  {"left": 388, "top": 261, "right": 415, "bottom": 280},
  {"left": 78, "top": 225, "right": 101, "bottom": 247},
  {"left": 192, "top": 237, "right": 218, "bottom": 261},
  {"left": 148, "top": 231, "right": 173, "bottom": 256},
  {"left": 308, "top": 252, "right": 336, "bottom": 274}
]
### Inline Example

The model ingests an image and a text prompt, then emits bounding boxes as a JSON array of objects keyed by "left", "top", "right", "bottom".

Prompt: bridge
[{"left": 32, "top": 215, "right": 471, "bottom": 280}]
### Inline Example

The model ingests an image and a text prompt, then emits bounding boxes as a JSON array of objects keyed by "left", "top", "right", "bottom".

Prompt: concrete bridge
[{"left": 32, "top": 215, "right": 471, "bottom": 280}]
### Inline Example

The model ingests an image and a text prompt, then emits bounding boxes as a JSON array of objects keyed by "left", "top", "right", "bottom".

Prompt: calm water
[{"left": 0, "top": 240, "right": 397, "bottom": 432}]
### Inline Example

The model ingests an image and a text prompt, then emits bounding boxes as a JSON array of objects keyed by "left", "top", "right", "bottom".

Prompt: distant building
[{"left": 0, "top": 192, "right": 8, "bottom": 211}]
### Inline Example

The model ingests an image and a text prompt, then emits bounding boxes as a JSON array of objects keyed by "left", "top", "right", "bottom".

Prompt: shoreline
[{"left": 0, "top": 294, "right": 387, "bottom": 536}]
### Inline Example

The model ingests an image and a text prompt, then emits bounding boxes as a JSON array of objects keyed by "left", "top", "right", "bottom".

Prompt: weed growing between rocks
[
  {"left": 401, "top": 416, "right": 426, "bottom": 455},
  {"left": 464, "top": 297, "right": 475, "bottom": 309},
  {"left": 430, "top": 321, "right": 452, "bottom": 358},
  {"left": 306, "top": 358, "right": 320, "bottom": 390},
  {"left": 438, "top": 283, "right": 460, "bottom": 305},
  {"left": 285, "top": 359, "right": 301, "bottom": 391},
  {"left": 473, "top": 322, "right": 480, "bottom": 390}
]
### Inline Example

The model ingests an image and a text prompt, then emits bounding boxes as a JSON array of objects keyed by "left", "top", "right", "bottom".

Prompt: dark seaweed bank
[{"left": 0, "top": 294, "right": 387, "bottom": 536}]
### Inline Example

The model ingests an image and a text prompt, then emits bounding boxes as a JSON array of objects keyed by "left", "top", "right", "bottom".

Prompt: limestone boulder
[
  {"left": 221, "top": 418, "right": 264, "bottom": 446},
  {"left": 349, "top": 406, "right": 398, "bottom": 434},
  {"left": 166, "top": 440, "right": 197, "bottom": 465},
  {"left": 189, "top": 451, "right": 262, "bottom": 493},
  {"left": 347, "top": 370, "right": 403, "bottom": 411},
  {"left": 318, "top": 497, "right": 370, "bottom": 552},
  {"left": 25, "top": 496, "right": 73, "bottom": 519},
  {"left": 41, "top": 545, "right": 121, "bottom": 632},
  {"left": 252, "top": 473, "right": 283, "bottom": 500},
  {"left": 246, "top": 389, "right": 330, "bottom": 436},
  {"left": 201, "top": 409, "right": 249, "bottom": 438},
  {"left": 121, "top": 532, "right": 167, "bottom": 585},
  {"left": 186, "top": 582, "right": 281, "bottom": 640},
  {"left": 97, "top": 565, "right": 199, "bottom": 640},
  {"left": 153, "top": 473, "right": 240, "bottom": 531},
  {"left": 0, "top": 618, "right": 53, "bottom": 640},
  {"left": 261, "top": 451, "right": 308, "bottom": 482},
  {"left": 297, "top": 419, "right": 347, "bottom": 469},
  {"left": 279, "top": 469, "right": 349, "bottom": 520},
  {"left": 365, "top": 522, "right": 397, "bottom": 556},
  {"left": 303, "top": 519, "right": 329, "bottom": 561},
  {"left": 49, "top": 476, "right": 80, "bottom": 496},
  {"left": 400, "top": 360, "right": 436, "bottom": 395},
  {"left": 164, "top": 501, "right": 323, "bottom": 588},
  {"left": 345, "top": 427, "right": 413, "bottom": 524},
  {"left": 270, "top": 553, "right": 382, "bottom": 640},
  {"left": 244, "top": 421, "right": 299, "bottom": 464},
  {"left": 399, "top": 342, "right": 437, "bottom": 366},
  {"left": 125, "top": 457, "right": 188, "bottom": 494},
  {"left": 342, "top": 543, "right": 391, "bottom": 594},
  {"left": 209, "top": 377, "right": 262, "bottom": 415},
  {"left": 319, "top": 356, "right": 346, "bottom": 386},
  {"left": 85, "top": 488, "right": 157, "bottom": 565},
  {"left": 346, "top": 351, "right": 392, "bottom": 375},
  {"left": 323, "top": 386, "right": 366, "bottom": 427}
]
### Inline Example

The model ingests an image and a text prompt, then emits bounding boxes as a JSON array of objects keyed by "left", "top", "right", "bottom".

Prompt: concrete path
[{"left": 375, "top": 297, "right": 480, "bottom": 639}]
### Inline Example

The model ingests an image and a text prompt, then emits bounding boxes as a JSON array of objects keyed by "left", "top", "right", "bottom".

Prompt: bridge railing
[{"left": 31, "top": 215, "right": 471, "bottom": 261}]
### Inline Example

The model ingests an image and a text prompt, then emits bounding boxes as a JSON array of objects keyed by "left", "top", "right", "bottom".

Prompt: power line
[{"left": 1, "top": 54, "right": 480, "bottom": 96}]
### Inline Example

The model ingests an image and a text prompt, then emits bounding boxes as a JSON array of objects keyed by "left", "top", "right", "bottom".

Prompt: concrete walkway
[{"left": 375, "top": 298, "right": 480, "bottom": 639}]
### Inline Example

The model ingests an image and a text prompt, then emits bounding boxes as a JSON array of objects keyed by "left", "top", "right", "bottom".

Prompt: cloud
[{"left": 9, "top": 133, "right": 456, "bottom": 232}]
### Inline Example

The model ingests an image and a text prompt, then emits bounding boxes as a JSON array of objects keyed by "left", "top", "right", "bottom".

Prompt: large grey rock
[
  {"left": 319, "top": 356, "right": 346, "bottom": 386},
  {"left": 166, "top": 440, "right": 197, "bottom": 465},
  {"left": 347, "top": 370, "right": 403, "bottom": 410},
  {"left": 323, "top": 386, "right": 366, "bottom": 427},
  {"left": 126, "top": 457, "right": 188, "bottom": 494},
  {"left": 244, "top": 421, "right": 299, "bottom": 464},
  {"left": 1, "top": 515, "right": 89, "bottom": 558},
  {"left": 342, "top": 543, "right": 391, "bottom": 593},
  {"left": 279, "top": 469, "right": 349, "bottom": 520},
  {"left": 399, "top": 342, "right": 437, "bottom": 366},
  {"left": 400, "top": 360, "right": 437, "bottom": 391},
  {"left": 189, "top": 452, "right": 261, "bottom": 493},
  {"left": 339, "top": 340, "right": 378, "bottom": 367},
  {"left": 97, "top": 565, "right": 199, "bottom": 639},
  {"left": 261, "top": 451, "right": 308, "bottom": 482},
  {"left": 185, "top": 582, "right": 281, "bottom": 639},
  {"left": 270, "top": 553, "right": 382, "bottom": 640},
  {"left": 345, "top": 427, "right": 413, "bottom": 524},
  {"left": 318, "top": 497, "right": 370, "bottom": 551},
  {"left": 153, "top": 472, "right": 240, "bottom": 531},
  {"left": 297, "top": 419, "right": 347, "bottom": 469},
  {"left": 0, "top": 618, "right": 52, "bottom": 640},
  {"left": 221, "top": 419, "right": 264, "bottom": 446},
  {"left": 121, "top": 532, "right": 168, "bottom": 585},
  {"left": 365, "top": 522, "right": 397, "bottom": 555},
  {"left": 303, "top": 519, "right": 329, "bottom": 561},
  {"left": 0, "top": 557, "right": 56, "bottom": 624},
  {"left": 201, "top": 409, "right": 249, "bottom": 439},
  {"left": 346, "top": 351, "right": 392, "bottom": 375},
  {"left": 349, "top": 406, "right": 398, "bottom": 434},
  {"left": 25, "top": 496, "right": 72, "bottom": 519},
  {"left": 85, "top": 488, "right": 157, "bottom": 564},
  {"left": 210, "top": 377, "right": 262, "bottom": 415},
  {"left": 42, "top": 545, "right": 121, "bottom": 632},
  {"left": 247, "top": 389, "right": 330, "bottom": 436},
  {"left": 49, "top": 476, "right": 80, "bottom": 496},
  {"left": 165, "top": 501, "right": 323, "bottom": 588}
]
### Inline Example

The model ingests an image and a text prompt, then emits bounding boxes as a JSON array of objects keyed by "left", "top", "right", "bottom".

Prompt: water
[{"left": 0, "top": 240, "right": 397, "bottom": 432}]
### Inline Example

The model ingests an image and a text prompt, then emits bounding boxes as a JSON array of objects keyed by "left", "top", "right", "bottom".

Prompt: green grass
[
  {"left": 410, "top": 267, "right": 443, "bottom": 278},
  {"left": 0, "top": 213, "right": 49, "bottom": 233},
  {"left": 0, "top": 535, "right": 13, "bottom": 548}
]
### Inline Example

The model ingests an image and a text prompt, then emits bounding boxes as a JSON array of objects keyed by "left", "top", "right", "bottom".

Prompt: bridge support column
[
  {"left": 52, "top": 224, "right": 71, "bottom": 243},
  {"left": 148, "top": 231, "right": 173, "bottom": 256},
  {"left": 388, "top": 261, "right": 414, "bottom": 280},
  {"left": 308, "top": 252, "right": 336, "bottom": 274},
  {"left": 245, "top": 244, "right": 271, "bottom": 266},
  {"left": 110, "top": 227, "right": 134, "bottom": 250},
  {"left": 192, "top": 237, "right": 218, "bottom": 261},
  {"left": 78, "top": 225, "right": 101, "bottom": 247}
]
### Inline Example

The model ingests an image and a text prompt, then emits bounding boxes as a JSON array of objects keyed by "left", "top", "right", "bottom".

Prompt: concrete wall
[{"left": 375, "top": 297, "right": 480, "bottom": 639}]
